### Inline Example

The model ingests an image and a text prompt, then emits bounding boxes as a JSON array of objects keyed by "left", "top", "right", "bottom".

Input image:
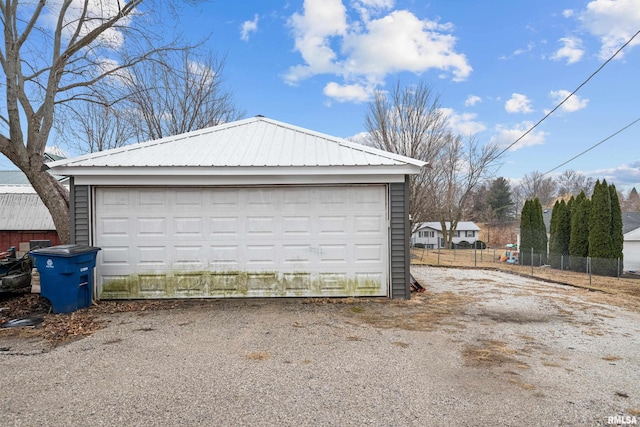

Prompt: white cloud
[
  {"left": 440, "top": 108, "right": 486, "bottom": 136},
  {"left": 563, "top": 9, "right": 575, "bottom": 18},
  {"left": 464, "top": 95, "right": 482, "bottom": 107},
  {"left": 551, "top": 36, "right": 584, "bottom": 64},
  {"left": 489, "top": 122, "right": 548, "bottom": 151},
  {"left": 43, "top": 0, "right": 134, "bottom": 49},
  {"left": 285, "top": 1, "right": 472, "bottom": 100},
  {"left": 590, "top": 160, "right": 640, "bottom": 189},
  {"left": 513, "top": 42, "right": 535, "bottom": 56},
  {"left": 323, "top": 81, "right": 373, "bottom": 102},
  {"left": 505, "top": 93, "right": 534, "bottom": 114},
  {"left": 579, "top": 0, "right": 640, "bottom": 60},
  {"left": 240, "top": 14, "right": 259, "bottom": 41},
  {"left": 549, "top": 90, "right": 589, "bottom": 112}
]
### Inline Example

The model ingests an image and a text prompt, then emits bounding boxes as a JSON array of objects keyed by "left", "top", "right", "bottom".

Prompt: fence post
[
  {"left": 561, "top": 254, "right": 564, "bottom": 271},
  {"left": 531, "top": 248, "right": 534, "bottom": 276},
  {"left": 588, "top": 257, "right": 592, "bottom": 287},
  {"left": 617, "top": 257, "right": 620, "bottom": 278},
  {"left": 474, "top": 246, "right": 477, "bottom": 267},
  {"left": 437, "top": 249, "right": 440, "bottom": 265}
]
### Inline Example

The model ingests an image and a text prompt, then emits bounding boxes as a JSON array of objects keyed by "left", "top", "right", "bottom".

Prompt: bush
[
  {"left": 414, "top": 243, "right": 425, "bottom": 248},
  {"left": 456, "top": 240, "right": 471, "bottom": 249},
  {"left": 473, "top": 240, "right": 487, "bottom": 249}
]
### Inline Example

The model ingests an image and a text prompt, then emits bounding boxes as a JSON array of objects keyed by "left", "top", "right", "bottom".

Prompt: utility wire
[
  {"left": 495, "top": 29, "right": 640, "bottom": 158},
  {"left": 542, "top": 116, "right": 640, "bottom": 176}
]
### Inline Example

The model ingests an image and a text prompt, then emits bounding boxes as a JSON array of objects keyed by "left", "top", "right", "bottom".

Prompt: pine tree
[
  {"left": 589, "top": 180, "right": 613, "bottom": 275},
  {"left": 557, "top": 200, "right": 571, "bottom": 263},
  {"left": 486, "top": 177, "right": 514, "bottom": 225},
  {"left": 519, "top": 200, "right": 534, "bottom": 265},
  {"left": 569, "top": 192, "right": 590, "bottom": 272},
  {"left": 549, "top": 200, "right": 561, "bottom": 268},
  {"left": 549, "top": 200, "right": 570, "bottom": 268},
  {"left": 609, "top": 183, "right": 624, "bottom": 274},
  {"left": 533, "top": 198, "right": 548, "bottom": 265}
]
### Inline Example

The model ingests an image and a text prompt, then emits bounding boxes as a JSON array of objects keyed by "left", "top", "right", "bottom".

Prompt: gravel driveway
[{"left": 1, "top": 266, "right": 639, "bottom": 426}]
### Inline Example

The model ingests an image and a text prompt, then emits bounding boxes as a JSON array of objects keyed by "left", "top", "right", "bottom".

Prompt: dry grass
[
  {"left": 246, "top": 351, "right": 270, "bottom": 361},
  {"left": 463, "top": 340, "right": 522, "bottom": 367},
  {"left": 602, "top": 355, "right": 623, "bottom": 361},
  {"left": 349, "top": 289, "right": 473, "bottom": 331},
  {"left": 412, "top": 249, "right": 640, "bottom": 309}
]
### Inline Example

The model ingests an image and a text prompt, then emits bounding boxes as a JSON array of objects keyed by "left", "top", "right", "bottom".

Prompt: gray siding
[
  {"left": 389, "top": 177, "right": 410, "bottom": 299},
  {"left": 70, "top": 181, "right": 90, "bottom": 245}
]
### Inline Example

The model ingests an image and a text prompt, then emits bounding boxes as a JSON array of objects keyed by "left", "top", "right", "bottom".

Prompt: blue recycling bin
[{"left": 30, "top": 245, "right": 101, "bottom": 314}]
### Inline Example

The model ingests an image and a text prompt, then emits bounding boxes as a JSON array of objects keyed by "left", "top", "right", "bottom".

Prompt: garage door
[{"left": 95, "top": 186, "right": 389, "bottom": 298}]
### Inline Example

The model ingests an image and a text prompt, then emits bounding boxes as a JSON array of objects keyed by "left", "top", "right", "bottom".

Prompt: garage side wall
[
  {"left": 70, "top": 180, "right": 90, "bottom": 245},
  {"left": 389, "top": 177, "right": 411, "bottom": 299}
]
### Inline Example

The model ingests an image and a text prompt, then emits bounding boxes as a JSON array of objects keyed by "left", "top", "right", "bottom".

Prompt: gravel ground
[{"left": 1, "top": 266, "right": 639, "bottom": 426}]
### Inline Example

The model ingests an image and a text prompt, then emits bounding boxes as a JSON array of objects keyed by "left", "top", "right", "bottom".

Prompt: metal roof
[
  {"left": 47, "top": 117, "right": 426, "bottom": 171},
  {"left": 0, "top": 193, "right": 55, "bottom": 230},
  {"left": 417, "top": 222, "right": 481, "bottom": 231}
]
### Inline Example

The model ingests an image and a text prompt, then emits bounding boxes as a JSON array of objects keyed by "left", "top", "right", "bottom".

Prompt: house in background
[
  {"left": 622, "top": 212, "right": 640, "bottom": 273},
  {"left": 412, "top": 221, "right": 481, "bottom": 249}
]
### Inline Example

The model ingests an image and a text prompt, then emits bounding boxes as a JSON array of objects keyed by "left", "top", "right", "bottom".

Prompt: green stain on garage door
[{"left": 99, "top": 270, "right": 384, "bottom": 299}]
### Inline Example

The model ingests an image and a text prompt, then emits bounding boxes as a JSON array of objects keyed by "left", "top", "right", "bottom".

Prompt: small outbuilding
[{"left": 47, "top": 117, "right": 425, "bottom": 299}]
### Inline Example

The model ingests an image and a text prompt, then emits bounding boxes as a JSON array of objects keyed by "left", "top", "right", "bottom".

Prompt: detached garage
[{"left": 47, "top": 117, "right": 425, "bottom": 299}]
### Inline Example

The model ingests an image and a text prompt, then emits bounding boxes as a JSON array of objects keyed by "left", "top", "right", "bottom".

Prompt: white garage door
[{"left": 95, "top": 186, "right": 389, "bottom": 298}]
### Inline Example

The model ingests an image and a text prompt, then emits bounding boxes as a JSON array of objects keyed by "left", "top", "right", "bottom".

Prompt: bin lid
[{"left": 30, "top": 244, "right": 101, "bottom": 256}]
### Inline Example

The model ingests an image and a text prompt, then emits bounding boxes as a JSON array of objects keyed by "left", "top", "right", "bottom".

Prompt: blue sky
[
  {"left": 175, "top": 0, "right": 640, "bottom": 192},
  {"left": 4, "top": 0, "right": 639, "bottom": 193}
]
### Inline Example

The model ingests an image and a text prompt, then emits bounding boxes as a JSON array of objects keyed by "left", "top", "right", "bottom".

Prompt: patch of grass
[
  {"left": 508, "top": 378, "right": 536, "bottom": 390},
  {"left": 542, "top": 361, "right": 561, "bottom": 368},
  {"left": 602, "top": 355, "right": 622, "bottom": 361},
  {"left": 627, "top": 408, "right": 640, "bottom": 416},
  {"left": 392, "top": 341, "right": 410, "bottom": 348},
  {"left": 346, "top": 336, "right": 362, "bottom": 341},
  {"left": 463, "top": 340, "right": 520, "bottom": 367},
  {"left": 246, "top": 351, "right": 270, "bottom": 361},
  {"left": 350, "top": 306, "right": 364, "bottom": 313}
]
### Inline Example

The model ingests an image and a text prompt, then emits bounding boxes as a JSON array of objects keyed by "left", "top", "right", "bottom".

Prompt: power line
[
  {"left": 542, "top": 116, "right": 640, "bottom": 176},
  {"left": 495, "top": 29, "right": 640, "bottom": 158}
]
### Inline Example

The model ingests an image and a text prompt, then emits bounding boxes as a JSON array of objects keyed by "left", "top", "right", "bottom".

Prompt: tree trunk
[{"left": 26, "top": 168, "right": 71, "bottom": 244}]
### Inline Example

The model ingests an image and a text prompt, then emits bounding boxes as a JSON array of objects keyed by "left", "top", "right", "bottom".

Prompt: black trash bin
[{"left": 30, "top": 245, "right": 101, "bottom": 314}]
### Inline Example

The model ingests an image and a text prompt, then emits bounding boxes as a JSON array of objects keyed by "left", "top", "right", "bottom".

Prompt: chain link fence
[{"left": 410, "top": 246, "right": 640, "bottom": 291}]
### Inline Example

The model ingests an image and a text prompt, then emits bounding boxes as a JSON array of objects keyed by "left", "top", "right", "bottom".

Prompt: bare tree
[
  {"left": 123, "top": 50, "right": 244, "bottom": 141},
  {"left": 364, "top": 81, "right": 502, "bottom": 244},
  {"left": 60, "top": 100, "right": 137, "bottom": 154},
  {"left": 429, "top": 134, "right": 501, "bottom": 247},
  {"left": 364, "top": 81, "right": 450, "bottom": 231},
  {"left": 0, "top": 1, "right": 188, "bottom": 243},
  {"left": 556, "top": 169, "right": 595, "bottom": 199},
  {"left": 58, "top": 49, "right": 244, "bottom": 152},
  {"left": 515, "top": 171, "right": 557, "bottom": 208}
]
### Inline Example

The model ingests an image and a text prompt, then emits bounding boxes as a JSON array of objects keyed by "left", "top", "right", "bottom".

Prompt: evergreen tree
[
  {"left": 569, "top": 192, "right": 590, "bottom": 271},
  {"left": 519, "top": 200, "right": 534, "bottom": 265},
  {"left": 589, "top": 180, "right": 614, "bottom": 275},
  {"left": 486, "top": 177, "right": 514, "bottom": 225},
  {"left": 610, "top": 183, "right": 624, "bottom": 274},
  {"left": 532, "top": 198, "right": 548, "bottom": 265},
  {"left": 519, "top": 198, "right": 546, "bottom": 265},
  {"left": 557, "top": 200, "right": 571, "bottom": 263},
  {"left": 549, "top": 200, "right": 561, "bottom": 267},
  {"left": 549, "top": 200, "right": 570, "bottom": 268}
]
